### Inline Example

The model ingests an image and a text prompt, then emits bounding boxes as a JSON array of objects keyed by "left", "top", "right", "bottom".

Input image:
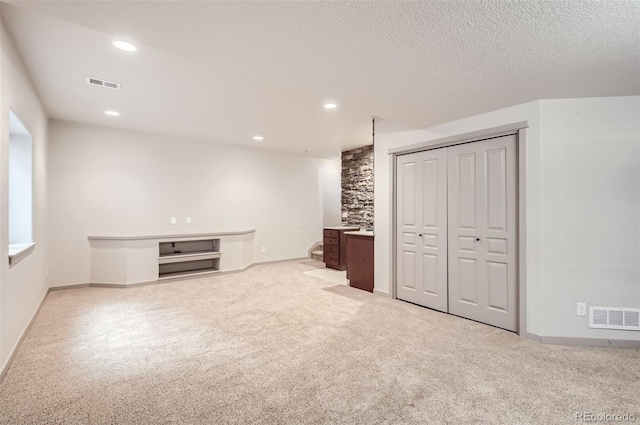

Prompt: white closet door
[
  {"left": 447, "top": 135, "right": 517, "bottom": 331},
  {"left": 396, "top": 149, "right": 448, "bottom": 312}
]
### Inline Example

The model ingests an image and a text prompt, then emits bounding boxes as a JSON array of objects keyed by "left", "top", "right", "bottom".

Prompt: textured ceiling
[{"left": 3, "top": 1, "right": 639, "bottom": 156}]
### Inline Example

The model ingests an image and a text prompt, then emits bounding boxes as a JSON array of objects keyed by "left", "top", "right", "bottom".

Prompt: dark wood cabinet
[
  {"left": 346, "top": 232, "right": 374, "bottom": 292},
  {"left": 323, "top": 227, "right": 359, "bottom": 270}
]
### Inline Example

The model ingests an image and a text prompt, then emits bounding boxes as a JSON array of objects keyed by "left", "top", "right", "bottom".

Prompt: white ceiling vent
[
  {"left": 86, "top": 77, "right": 120, "bottom": 90},
  {"left": 589, "top": 307, "right": 640, "bottom": 331}
]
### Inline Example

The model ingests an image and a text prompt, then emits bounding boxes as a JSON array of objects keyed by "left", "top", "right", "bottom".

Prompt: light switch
[
  {"left": 577, "top": 302, "right": 587, "bottom": 317},
  {"left": 186, "top": 217, "right": 192, "bottom": 224},
  {"left": 170, "top": 217, "right": 177, "bottom": 225}
]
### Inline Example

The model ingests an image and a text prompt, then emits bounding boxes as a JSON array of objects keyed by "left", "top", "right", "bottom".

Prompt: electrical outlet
[
  {"left": 45, "top": 266, "right": 49, "bottom": 276},
  {"left": 577, "top": 302, "right": 587, "bottom": 317},
  {"left": 170, "top": 217, "right": 176, "bottom": 225},
  {"left": 186, "top": 217, "right": 192, "bottom": 224},
  {"left": 261, "top": 246, "right": 266, "bottom": 253}
]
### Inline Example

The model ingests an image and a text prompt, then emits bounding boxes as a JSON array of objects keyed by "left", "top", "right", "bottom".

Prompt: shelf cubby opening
[
  {"left": 158, "top": 257, "right": 220, "bottom": 279},
  {"left": 159, "top": 239, "right": 220, "bottom": 257}
]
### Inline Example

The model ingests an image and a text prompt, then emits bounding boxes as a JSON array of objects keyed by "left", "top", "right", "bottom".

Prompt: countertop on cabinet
[{"left": 344, "top": 230, "right": 374, "bottom": 237}]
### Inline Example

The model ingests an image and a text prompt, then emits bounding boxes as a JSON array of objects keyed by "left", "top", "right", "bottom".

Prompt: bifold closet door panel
[
  {"left": 396, "top": 154, "right": 420, "bottom": 305},
  {"left": 447, "top": 135, "right": 517, "bottom": 331},
  {"left": 396, "top": 149, "right": 448, "bottom": 312}
]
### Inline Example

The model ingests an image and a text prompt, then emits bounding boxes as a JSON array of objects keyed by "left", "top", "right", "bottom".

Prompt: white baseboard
[
  {"left": 520, "top": 331, "right": 638, "bottom": 348},
  {"left": 0, "top": 289, "right": 49, "bottom": 383},
  {"left": 519, "top": 331, "right": 541, "bottom": 343},
  {"left": 49, "top": 257, "right": 312, "bottom": 291},
  {"left": 373, "top": 289, "right": 391, "bottom": 298},
  {"left": 49, "top": 283, "right": 91, "bottom": 291},
  {"left": 538, "top": 335, "right": 639, "bottom": 348}
]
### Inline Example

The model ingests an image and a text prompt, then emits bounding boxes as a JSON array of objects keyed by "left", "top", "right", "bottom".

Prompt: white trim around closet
[{"left": 387, "top": 122, "right": 530, "bottom": 338}]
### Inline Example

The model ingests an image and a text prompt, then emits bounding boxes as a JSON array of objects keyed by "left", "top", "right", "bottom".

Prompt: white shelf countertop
[{"left": 88, "top": 229, "right": 255, "bottom": 241}]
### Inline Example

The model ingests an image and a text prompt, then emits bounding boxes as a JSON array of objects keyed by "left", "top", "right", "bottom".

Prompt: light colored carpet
[
  {"left": 303, "top": 267, "right": 349, "bottom": 286},
  {"left": 0, "top": 260, "right": 638, "bottom": 424}
]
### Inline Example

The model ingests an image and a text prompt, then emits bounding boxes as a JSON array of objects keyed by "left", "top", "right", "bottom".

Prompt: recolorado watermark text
[{"left": 576, "top": 412, "right": 636, "bottom": 422}]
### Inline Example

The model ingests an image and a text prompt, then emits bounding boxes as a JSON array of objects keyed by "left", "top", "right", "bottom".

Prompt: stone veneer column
[{"left": 341, "top": 145, "right": 374, "bottom": 229}]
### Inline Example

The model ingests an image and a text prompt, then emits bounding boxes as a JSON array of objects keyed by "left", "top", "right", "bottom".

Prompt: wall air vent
[
  {"left": 589, "top": 307, "right": 640, "bottom": 331},
  {"left": 86, "top": 77, "right": 121, "bottom": 90}
]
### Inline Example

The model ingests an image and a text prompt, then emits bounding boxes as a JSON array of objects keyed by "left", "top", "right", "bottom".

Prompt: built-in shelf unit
[
  {"left": 158, "top": 238, "right": 221, "bottom": 279},
  {"left": 87, "top": 230, "right": 254, "bottom": 286}
]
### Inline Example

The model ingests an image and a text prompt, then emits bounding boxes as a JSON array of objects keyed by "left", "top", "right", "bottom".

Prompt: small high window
[{"left": 8, "top": 111, "right": 34, "bottom": 265}]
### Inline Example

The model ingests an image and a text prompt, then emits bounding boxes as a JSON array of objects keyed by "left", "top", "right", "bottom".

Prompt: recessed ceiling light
[
  {"left": 113, "top": 40, "right": 136, "bottom": 52},
  {"left": 253, "top": 135, "right": 264, "bottom": 141},
  {"left": 323, "top": 103, "right": 337, "bottom": 109},
  {"left": 104, "top": 110, "right": 120, "bottom": 116}
]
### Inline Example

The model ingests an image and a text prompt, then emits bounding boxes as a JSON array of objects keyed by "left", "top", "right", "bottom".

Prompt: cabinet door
[
  {"left": 447, "top": 135, "right": 517, "bottom": 331},
  {"left": 396, "top": 149, "right": 448, "bottom": 312},
  {"left": 347, "top": 236, "right": 374, "bottom": 292}
]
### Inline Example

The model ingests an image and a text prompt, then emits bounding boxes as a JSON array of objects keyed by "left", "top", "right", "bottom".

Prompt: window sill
[{"left": 8, "top": 242, "right": 36, "bottom": 266}]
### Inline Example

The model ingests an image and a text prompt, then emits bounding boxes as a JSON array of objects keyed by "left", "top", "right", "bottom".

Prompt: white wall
[
  {"left": 319, "top": 161, "right": 342, "bottom": 228},
  {"left": 0, "top": 10, "right": 49, "bottom": 370},
  {"left": 375, "top": 96, "right": 640, "bottom": 342},
  {"left": 538, "top": 97, "right": 640, "bottom": 339},
  {"left": 47, "top": 120, "right": 341, "bottom": 287}
]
